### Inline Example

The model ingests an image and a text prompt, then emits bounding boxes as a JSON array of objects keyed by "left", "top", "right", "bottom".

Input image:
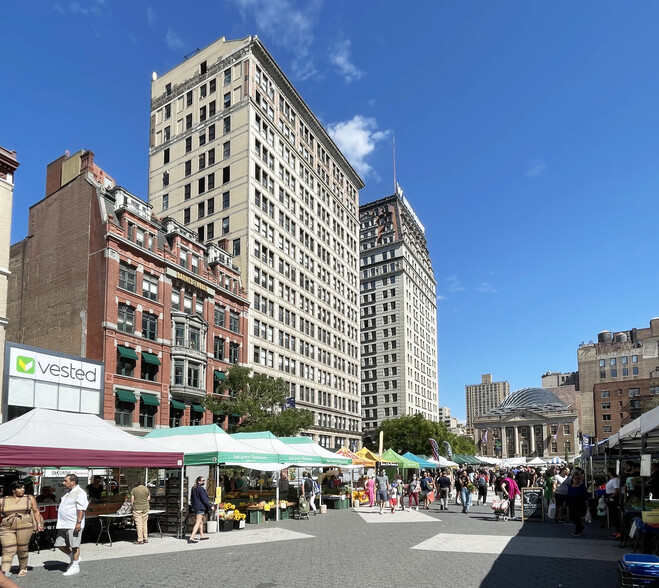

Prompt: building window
[
  {"left": 209, "top": 124, "right": 216, "bottom": 141},
  {"left": 602, "top": 414, "right": 611, "bottom": 420},
  {"left": 171, "top": 291, "right": 180, "bottom": 311},
  {"left": 214, "top": 308, "right": 225, "bottom": 327},
  {"left": 210, "top": 78, "right": 217, "bottom": 93},
  {"left": 208, "top": 173, "right": 215, "bottom": 190},
  {"left": 602, "top": 402, "right": 611, "bottom": 409},
  {"left": 115, "top": 398, "right": 134, "bottom": 427},
  {"left": 610, "top": 358, "right": 617, "bottom": 366},
  {"left": 563, "top": 424, "right": 570, "bottom": 435},
  {"left": 229, "top": 311, "right": 240, "bottom": 333},
  {"left": 222, "top": 191, "right": 230, "bottom": 209},
  {"left": 229, "top": 342, "right": 239, "bottom": 364},
  {"left": 186, "top": 90, "right": 193, "bottom": 106},
  {"left": 223, "top": 167, "right": 230, "bottom": 184},
  {"left": 189, "top": 327, "right": 201, "bottom": 351},
  {"left": 185, "top": 114, "right": 192, "bottom": 130},
  {"left": 224, "top": 68, "right": 231, "bottom": 85},
  {"left": 198, "top": 178, "right": 206, "bottom": 196},
  {"left": 119, "top": 263, "right": 136, "bottom": 292},
  {"left": 174, "top": 360, "right": 184, "bottom": 385},
  {"left": 142, "top": 275, "right": 158, "bottom": 301},
  {"left": 170, "top": 405, "right": 184, "bottom": 428},
  {"left": 118, "top": 304, "right": 134, "bottom": 334},
  {"left": 184, "top": 183, "right": 191, "bottom": 200},
  {"left": 187, "top": 363, "right": 200, "bottom": 388},
  {"left": 116, "top": 348, "right": 136, "bottom": 377},
  {"left": 632, "top": 355, "right": 638, "bottom": 363},
  {"left": 184, "top": 208, "right": 190, "bottom": 224},
  {"left": 163, "top": 148, "right": 170, "bottom": 163},
  {"left": 142, "top": 312, "right": 158, "bottom": 341},
  {"left": 223, "top": 93, "right": 231, "bottom": 108},
  {"left": 633, "top": 367, "right": 639, "bottom": 375},
  {"left": 623, "top": 368, "right": 629, "bottom": 376},
  {"left": 222, "top": 217, "right": 230, "bottom": 234},
  {"left": 223, "top": 117, "right": 230, "bottom": 134},
  {"left": 611, "top": 369, "right": 617, "bottom": 377},
  {"left": 207, "top": 222, "right": 214, "bottom": 240},
  {"left": 141, "top": 354, "right": 159, "bottom": 382},
  {"left": 214, "top": 337, "right": 225, "bottom": 360},
  {"left": 185, "top": 160, "right": 192, "bottom": 176},
  {"left": 629, "top": 388, "right": 640, "bottom": 397},
  {"left": 162, "top": 193, "right": 169, "bottom": 210},
  {"left": 603, "top": 426, "right": 612, "bottom": 433},
  {"left": 139, "top": 398, "right": 157, "bottom": 429},
  {"left": 551, "top": 442, "right": 558, "bottom": 453},
  {"left": 232, "top": 238, "right": 241, "bottom": 256},
  {"left": 208, "top": 148, "right": 215, "bottom": 166},
  {"left": 223, "top": 141, "right": 230, "bottom": 159},
  {"left": 601, "top": 390, "right": 610, "bottom": 398}
]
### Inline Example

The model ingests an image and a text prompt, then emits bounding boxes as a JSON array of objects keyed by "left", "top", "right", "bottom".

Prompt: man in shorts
[
  {"left": 375, "top": 469, "right": 389, "bottom": 515},
  {"left": 55, "top": 474, "right": 89, "bottom": 576}
]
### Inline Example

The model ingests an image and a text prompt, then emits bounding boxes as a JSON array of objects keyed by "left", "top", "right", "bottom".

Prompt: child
[{"left": 389, "top": 480, "right": 398, "bottom": 513}]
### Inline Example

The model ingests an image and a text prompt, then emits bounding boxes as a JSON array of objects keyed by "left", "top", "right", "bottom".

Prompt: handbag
[
  {"left": 547, "top": 500, "right": 556, "bottom": 519},
  {"left": 584, "top": 508, "right": 592, "bottom": 523}
]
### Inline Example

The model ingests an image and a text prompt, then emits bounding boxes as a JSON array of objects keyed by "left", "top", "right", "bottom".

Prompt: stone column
[
  {"left": 541, "top": 424, "right": 548, "bottom": 457},
  {"left": 529, "top": 426, "right": 535, "bottom": 455},
  {"left": 513, "top": 426, "right": 519, "bottom": 456}
]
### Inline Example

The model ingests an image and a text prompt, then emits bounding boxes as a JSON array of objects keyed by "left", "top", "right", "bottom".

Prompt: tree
[
  {"left": 203, "top": 366, "right": 313, "bottom": 436},
  {"left": 370, "top": 413, "right": 477, "bottom": 456}
]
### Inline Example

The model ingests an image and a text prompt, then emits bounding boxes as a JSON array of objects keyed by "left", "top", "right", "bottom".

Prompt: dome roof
[{"left": 487, "top": 387, "right": 569, "bottom": 416}]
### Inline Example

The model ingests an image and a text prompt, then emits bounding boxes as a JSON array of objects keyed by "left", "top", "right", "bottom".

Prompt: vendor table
[{"left": 96, "top": 510, "right": 165, "bottom": 546}]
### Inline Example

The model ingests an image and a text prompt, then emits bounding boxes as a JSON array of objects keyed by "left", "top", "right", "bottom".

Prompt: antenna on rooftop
[{"left": 392, "top": 133, "right": 397, "bottom": 196}]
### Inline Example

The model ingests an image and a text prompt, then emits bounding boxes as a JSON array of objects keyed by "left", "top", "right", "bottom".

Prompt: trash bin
[
  {"left": 320, "top": 504, "right": 327, "bottom": 514},
  {"left": 206, "top": 520, "right": 218, "bottom": 533}
]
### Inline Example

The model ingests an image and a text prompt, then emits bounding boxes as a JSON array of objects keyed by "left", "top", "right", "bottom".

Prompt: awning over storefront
[
  {"left": 141, "top": 393, "right": 160, "bottom": 406},
  {"left": 141, "top": 351, "right": 161, "bottom": 365},
  {"left": 170, "top": 399, "right": 186, "bottom": 410},
  {"left": 191, "top": 404, "right": 205, "bottom": 413},
  {"left": 117, "top": 346, "right": 139, "bottom": 360},
  {"left": 116, "top": 389, "right": 136, "bottom": 403},
  {"left": 214, "top": 370, "right": 226, "bottom": 381}
]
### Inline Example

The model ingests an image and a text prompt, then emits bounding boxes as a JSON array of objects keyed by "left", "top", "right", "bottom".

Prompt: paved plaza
[{"left": 12, "top": 500, "right": 623, "bottom": 587}]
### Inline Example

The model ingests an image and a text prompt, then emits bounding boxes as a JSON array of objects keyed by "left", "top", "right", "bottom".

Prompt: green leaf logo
[{"left": 16, "top": 356, "right": 35, "bottom": 374}]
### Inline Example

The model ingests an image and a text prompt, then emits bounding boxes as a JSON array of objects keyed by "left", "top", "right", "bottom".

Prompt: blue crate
[{"left": 622, "top": 554, "right": 659, "bottom": 566}]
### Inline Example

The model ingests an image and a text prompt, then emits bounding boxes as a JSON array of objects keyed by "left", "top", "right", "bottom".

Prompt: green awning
[
  {"left": 117, "top": 346, "right": 139, "bottom": 360},
  {"left": 116, "top": 389, "right": 136, "bottom": 403},
  {"left": 170, "top": 399, "right": 186, "bottom": 410},
  {"left": 192, "top": 404, "right": 205, "bottom": 413},
  {"left": 214, "top": 370, "right": 226, "bottom": 381},
  {"left": 141, "top": 393, "right": 160, "bottom": 406},
  {"left": 142, "top": 351, "right": 161, "bottom": 365}
]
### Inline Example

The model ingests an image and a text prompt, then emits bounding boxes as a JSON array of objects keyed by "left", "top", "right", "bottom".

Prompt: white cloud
[
  {"left": 445, "top": 275, "right": 465, "bottom": 293},
  {"left": 436, "top": 294, "right": 446, "bottom": 302},
  {"left": 327, "top": 115, "right": 389, "bottom": 178},
  {"left": 68, "top": 0, "right": 105, "bottom": 17},
  {"left": 329, "top": 39, "right": 363, "bottom": 83},
  {"left": 475, "top": 282, "right": 497, "bottom": 294},
  {"left": 147, "top": 6, "right": 156, "bottom": 28},
  {"left": 525, "top": 160, "right": 546, "bottom": 177},
  {"left": 231, "top": 0, "right": 322, "bottom": 79},
  {"left": 165, "top": 27, "right": 185, "bottom": 52}
]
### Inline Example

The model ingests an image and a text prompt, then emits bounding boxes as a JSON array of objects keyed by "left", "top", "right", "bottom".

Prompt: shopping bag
[
  {"left": 584, "top": 509, "right": 592, "bottom": 523},
  {"left": 547, "top": 500, "right": 556, "bottom": 519}
]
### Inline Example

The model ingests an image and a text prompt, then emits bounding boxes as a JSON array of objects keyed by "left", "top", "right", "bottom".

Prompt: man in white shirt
[{"left": 55, "top": 474, "right": 89, "bottom": 576}]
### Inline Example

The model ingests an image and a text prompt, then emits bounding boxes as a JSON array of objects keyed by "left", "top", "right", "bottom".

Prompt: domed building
[{"left": 473, "top": 387, "right": 579, "bottom": 459}]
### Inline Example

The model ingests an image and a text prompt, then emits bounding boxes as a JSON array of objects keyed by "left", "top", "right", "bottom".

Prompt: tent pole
[
  {"left": 179, "top": 466, "right": 185, "bottom": 540},
  {"left": 276, "top": 480, "right": 280, "bottom": 522},
  {"left": 145, "top": 467, "right": 148, "bottom": 485}
]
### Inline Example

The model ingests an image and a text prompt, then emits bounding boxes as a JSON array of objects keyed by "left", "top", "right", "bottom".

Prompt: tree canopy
[
  {"left": 368, "top": 414, "right": 477, "bottom": 457},
  {"left": 203, "top": 366, "right": 313, "bottom": 436}
]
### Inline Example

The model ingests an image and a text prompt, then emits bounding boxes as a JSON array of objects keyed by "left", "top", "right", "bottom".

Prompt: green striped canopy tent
[
  {"left": 231, "top": 431, "right": 328, "bottom": 466},
  {"left": 278, "top": 436, "right": 353, "bottom": 467},
  {"left": 145, "top": 424, "right": 278, "bottom": 466},
  {"left": 381, "top": 448, "right": 419, "bottom": 470}
]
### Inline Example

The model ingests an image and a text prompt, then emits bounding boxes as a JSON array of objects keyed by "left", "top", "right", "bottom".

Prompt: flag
[
  {"left": 553, "top": 424, "right": 561, "bottom": 440},
  {"left": 429, "top": 438, "right": 440, "bottom": 461},
  {"left": 482, "top": 429, "right": 489, "bottom": 443},
  {"left": 443, "top": 440, "right": 453, "bottom": 460}
]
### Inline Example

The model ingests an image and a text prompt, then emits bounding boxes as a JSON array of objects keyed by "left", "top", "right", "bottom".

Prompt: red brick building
[{"left": 8, "top": 150, "right": 248, "bottom": 433}]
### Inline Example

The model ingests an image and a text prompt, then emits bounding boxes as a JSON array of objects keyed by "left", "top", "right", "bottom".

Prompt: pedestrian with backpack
[
  {"left": 476, "top": 470, "right": 488, "bottom": 506},
  {"left": 303, "top": 472, "right": 317, "bottom": 515}
]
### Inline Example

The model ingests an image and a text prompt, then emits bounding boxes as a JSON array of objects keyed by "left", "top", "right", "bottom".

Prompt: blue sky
[{"left": 3, "top": 1, "right": 659, "bottom": 421}]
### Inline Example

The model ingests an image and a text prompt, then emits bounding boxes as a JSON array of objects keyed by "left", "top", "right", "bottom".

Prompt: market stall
[
  {"left": 401, "top": 452, "right": 437, "bottom": 470},
  {"left": 0, "top": 408, "right": 184, "bottom": 540}
]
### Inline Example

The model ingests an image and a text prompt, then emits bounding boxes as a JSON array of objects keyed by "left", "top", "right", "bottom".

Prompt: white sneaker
[
  {"left": 63, "top": 564, "right": 80, "bottom": 576},
  {"left": 69, "top": 554, "right": 82, "bottom": 565},
  {"left": 415, "top": 507, "right": 419, "bottom": 511}
]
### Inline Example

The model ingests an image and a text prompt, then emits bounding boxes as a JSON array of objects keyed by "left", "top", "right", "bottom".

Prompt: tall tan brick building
[
  {"left": 465, "top": 373, "right": 510, "bottom": 427},
  {"left": 148, "top": 36, "right": 364, "bottom": 449}
]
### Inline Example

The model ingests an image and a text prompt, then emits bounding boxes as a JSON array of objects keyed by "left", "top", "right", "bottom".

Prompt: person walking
[
  {"left": 419, "top": 471, "right": 434, "bottom": 510},
  {"left": 302, "top": 472, "right": 318, "bottom": 515},
  {"left": 605, "top": 467, "right": 621, "bottom": 539},
  {"left": 375, "top": 469, "right": 389, "bottom": 515},
  {"left": 554, "top": 467, "right": 571, "bottom": 523},
  {"left": 188, "top": 476, "right": 214, "bottom": 543},
  {"left": 0, "top": 481, "right": 44, "bottom": 578},
  {"left": 407, "top": 474, "right": 420, "bottom": 511},
  {"left": 567, "top": 470, "right": 588, "bottom": 537},
  {"left": 460, "top": 470, "right": 473, "bottom": 514},
  {"left": 437, "top": 470, "right": 451, "bottom": 511},
  {"left": 365, "top": 475, "right": 375, "bottom": 507},
  {"left": 502, "top": 471, "right": 520, "bottom": 520},
  {"left": 476, "top": 470, "right": 488, "bottom": 506},
  {"left": 454, "top": 471, "right": 463, "bottom": 505},
  {"left": 55, "top": 474, "right": 89, "bottom": 577},
  {"left": 130, "top": 482, "right": 151, "bottom": 544},
  {"left": 543, "top": 467, "right": 557, "bottom": 519}
]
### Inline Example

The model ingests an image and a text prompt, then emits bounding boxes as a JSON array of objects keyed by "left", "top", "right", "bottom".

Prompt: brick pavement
[{"left": 10, "top": 500, "right": 623, "bottom": 587}]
